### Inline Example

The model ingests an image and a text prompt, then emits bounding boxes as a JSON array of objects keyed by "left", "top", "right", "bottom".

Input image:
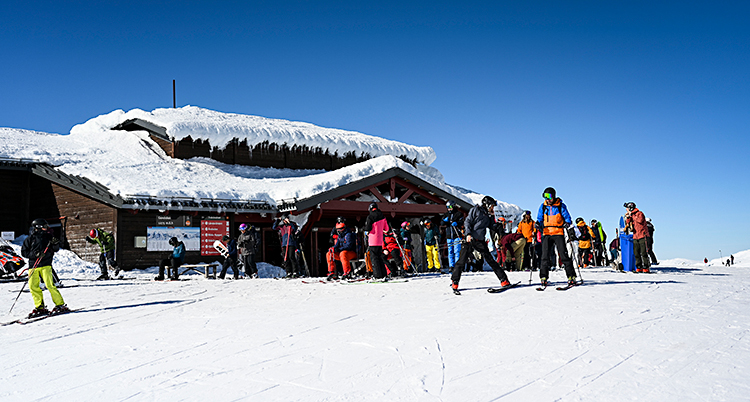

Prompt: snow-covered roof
[{"left": 72, "top": 106, "right": 437, "bottom": 166}]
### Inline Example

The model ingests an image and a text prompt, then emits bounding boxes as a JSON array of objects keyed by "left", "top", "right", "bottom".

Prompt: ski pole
[
  {"left": 565, "top": 228, "right": 583, "bottom": 283},
  {"left": 390, "top": 229, "right": 417, "bottom": 275},
  {"left": 10, "top": 243, "right": 50, "bottom": 314}
]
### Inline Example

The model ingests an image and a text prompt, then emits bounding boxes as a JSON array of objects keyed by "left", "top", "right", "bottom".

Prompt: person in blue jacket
[{"left": 155, "top": 237, "right": 185, "bottom": 280}]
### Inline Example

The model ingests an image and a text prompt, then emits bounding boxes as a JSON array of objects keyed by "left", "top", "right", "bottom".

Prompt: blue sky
[{"left": 2, "top": 1, "right": 748, "bottom": 260}]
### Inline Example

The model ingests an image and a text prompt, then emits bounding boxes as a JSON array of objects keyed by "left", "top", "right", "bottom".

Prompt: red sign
[{"left": 201, "top": 220, "right": 229, "bottom": 256}]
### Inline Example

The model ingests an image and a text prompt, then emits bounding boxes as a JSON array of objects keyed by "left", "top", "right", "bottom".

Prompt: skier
[
  {"left": 450, "top": 196, "right": 511, "bottom": 294},
  {"left": 327, "top": 222, "right": 357, "bottom": 280},
  {"left": 383, "top": 230, "right": 404, "bottom": 277},
  {"left": 536, "top": 187, "right": 577, "bottom": 288},
  {"left": 497, "top": 232, "right": 526, "bottom": 271},
  {"left": 422, "top": 218, "right": 441, "bottom": 272},
  {"left": 86, "top": 228, "right": 119, "bottom": 280},
  {"left": 217, "top": 234, "right": 240, "bottom": 279},
  {"left": 609, "top": 235, "right": 620, "bottom": 267},
  {"left": 516, "top": 211, "right": 536, "bottom": 270},
  {"left": 440, "top": 200, "right": 464, "bottom": 271},
  {"left": 237, "top": 223, "right": 259, "bottom": 278},
  {"left": 273, "top": 214, "right": 301, "bottom": 278},
  {"left": 645, "top": 218, "right": 659, "bottom": 265},
  {"left": 364, "top": 203, "right": 391, "bottom": 279},
  {"left": 155, "top": 237, "right": 185, "bottom": 281},
  {"left": 590, "top": 219, "right": 607, "bottom": 266},
  {"left": 575, "top": 218, "right": 594, "bottom": 267},
  {"left": 400, "top": 221, "right": 415, "bottom": 273},
  {"left": 624, "top": 202, "right": 651, "bottom": 273},
  {"left": 21, "top": 219, "right": 69, "bottom": 318},
  {"left": 731, "top": 255, "right": 735, "bottom": 265}
]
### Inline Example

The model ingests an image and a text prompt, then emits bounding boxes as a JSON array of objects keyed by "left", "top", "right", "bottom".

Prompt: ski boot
[
  {"left": 568, "top": 277, "right": 578, "bottom": 287},
  {"left": 28, "top": 305, "right": 50, "bottom": 319},
  {"left": 96, "top": 273, "right": 110, "bottom": 280},
  {"left": 326, "top": 273, "right": 338, "bottom": 281},
  {"left": 451, "top": 282, "right": 461, "bottom": 295},
  {"left": 500, "top": 279, "right": 511, "bottom": 288},
  {"left": 52, "top": 304, "right": 70, "bottom": 315},
  {"left": 154, "top": 275, "right": 165, "bottom": 281}
]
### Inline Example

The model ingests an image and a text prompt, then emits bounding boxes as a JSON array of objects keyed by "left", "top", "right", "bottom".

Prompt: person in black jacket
[
  {"left": 21, "top": 219, "right": 69, "bottom": 318},
  {"left": 440, "top": 200, "right": 464, "bottom": 271},
  {"left": 218, "top": 235, "right": 240, "bottom": 279},
  {"left": 450, "top": 196, "right": 511, "bottom": 293},
  {"left": 237, "top": 223, "right": 259, "bottom": 278}
]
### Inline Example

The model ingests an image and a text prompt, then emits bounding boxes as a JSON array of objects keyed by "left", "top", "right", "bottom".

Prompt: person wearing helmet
[
  {"left": 85, "top": 227, "right": 119, "bottom": 280},
  {"left": 400, "top": 220, "right": 416, "bottom": 273},
  {"left": 589, "top": 219, "right": 608, "bottom": 266},
  {"left": 536, "top": 187, "right": 576, "bottom": 287},
  {"left": 574, "top": 218, "right": 594, "bottom": 268},
  {"left": 237, "top": 223, "right": 259, "bottom": 278},
  {"left": 383, "top": 230, "right": 405, "bottom": 277},
  {"left": 422, "top": 218, "right": 441, "bottom": 272},
  {"left": 516, "top": 211, "right": 536, "bottom": 270},
  {"left": 450, "top": 195, "right": 511, "bottom": 294},
  {"left": 364, "top": 202, "right": 391, "bottom": 279},
  {"left": 21, "top": 219, "right": 68, "bottom": 318},
  {"left": 624, "top": 202, "right": 651, "bottom": 273},
  {"left": 155, "top": 237, "right": 185, "bottom": 281},
  {"left": 440, "top": 200, "right": 464, "bottom": 271},
  {"left": 273, "top": 214, "right": 301, "bottom": 278},
  {"left": 218, "top": 234, "right": 240, "bottom": 279},
  {"left": 327, "top": 221, "right": 357, "bottom": 280}
]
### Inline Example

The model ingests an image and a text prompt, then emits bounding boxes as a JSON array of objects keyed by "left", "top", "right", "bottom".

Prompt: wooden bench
[{"left": 179, "top": 263, "right": 220, "bottom": 279}]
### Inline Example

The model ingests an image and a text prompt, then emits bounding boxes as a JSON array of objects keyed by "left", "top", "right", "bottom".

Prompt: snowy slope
[
  {"left": 72, "top": 106, "right": 437, "bottom": 165},
  {"left": 2, "top": 249, "right": 749, "bottom": 401}
]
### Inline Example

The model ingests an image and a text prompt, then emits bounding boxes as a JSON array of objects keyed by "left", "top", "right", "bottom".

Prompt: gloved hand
[
  {"left": 451, "top": 221, "right": 458, "bottom": 227},
  {"left": 50, "top": 237, "right": 60, "bottom": 245},
  {"left": 564, "top": 222, "right": 570, "bottom": 229}
]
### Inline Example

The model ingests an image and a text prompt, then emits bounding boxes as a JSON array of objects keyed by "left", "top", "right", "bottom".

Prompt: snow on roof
[
  {"left": 0, "top": 127, "right": 469, "bottom": 208},
  {"left": 72, "top": 106, "right": 437, "bottom": 166}
]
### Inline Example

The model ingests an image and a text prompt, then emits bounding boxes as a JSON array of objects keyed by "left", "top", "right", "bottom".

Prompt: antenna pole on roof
[{"left": 172, "top": 80, "right": 176, "bottom": 108}]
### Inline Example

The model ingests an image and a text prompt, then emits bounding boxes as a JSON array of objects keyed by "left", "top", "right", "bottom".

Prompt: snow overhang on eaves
[{"left": 282, "top": 166, "right": 473, "bottom": 213}]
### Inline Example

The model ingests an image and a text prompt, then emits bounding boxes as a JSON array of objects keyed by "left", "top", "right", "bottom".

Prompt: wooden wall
[{"left": 0, "top": 170, "right": 31, "bottom": 237}]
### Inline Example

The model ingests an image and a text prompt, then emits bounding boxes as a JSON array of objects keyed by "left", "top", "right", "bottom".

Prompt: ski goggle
[{"left": 543, "top": 193, "right": 553, "bottom": 200}]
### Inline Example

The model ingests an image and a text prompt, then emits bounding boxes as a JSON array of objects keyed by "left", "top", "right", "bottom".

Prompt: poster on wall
[
  {"left": 201, "top": 219, "right": 229, "bottom": 256},
  {"left": 147, "top": 227, "right": 201, "bottom": 252}
]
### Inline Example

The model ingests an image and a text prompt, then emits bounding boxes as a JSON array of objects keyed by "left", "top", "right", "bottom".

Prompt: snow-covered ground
[{"left": 2, "top": 247, "right": 749, "bottom": 401}]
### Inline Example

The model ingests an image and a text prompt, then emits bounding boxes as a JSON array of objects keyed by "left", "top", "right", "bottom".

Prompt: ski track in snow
[{"left": 2, "top": 259, "right": 750, "bottom": 401}]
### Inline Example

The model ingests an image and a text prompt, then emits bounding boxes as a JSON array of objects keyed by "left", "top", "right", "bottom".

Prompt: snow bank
[{"left": 72, "top": 106, "right": 437, "bottom": 165}]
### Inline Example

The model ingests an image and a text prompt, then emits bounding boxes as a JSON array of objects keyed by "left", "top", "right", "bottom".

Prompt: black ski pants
[
  {"left": 159, "top": 257, "right": 182, "bottom": 279},
  {"left": 241, "top": 252, "right": 257, "bottom": 276},
  {"left": 220, "top": 256, "right": 240, "bottom": 279},
  {"left": 540, "top": 235, "right": 575, "bottom": 280},
  {"left": 646, "top": 236, "right": 658, "bottom": 264},
  {"left": 451, "top": 238, "right": 508, "bottom": 285},
  {"left": 633, "top": 238, "right": 651, "bottom": 270},
  {"left": 368, "top": 246, "right": 389, "bottom": 279},
  {"left": 98, "top": 250, "right": 118, "bottom": 276}
]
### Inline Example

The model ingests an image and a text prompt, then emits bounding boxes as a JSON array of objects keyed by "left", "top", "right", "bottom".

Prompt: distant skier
[
  {"left": 422, "top": 218, "right": 441, "bottom": 272},
  {"left": 400, "top": 221, "right": 415, "bottom": 273},
  {"left": 704, "top": 257, "right": 708, "bottom": 265},
  {"left": 645, "top": 218, "right": 659, "bottom": 265},
  {"left": 273, "top": 214, "right": 301, "bottom": 278},
  {"left": 155, "top": 237, "right": 185, "bottom": 281},
  {"left": 218, "top": 235, "right": 240, "bottom": 280},
  {"left": 537, "top": 187, "right": 577, "bottom": 288},
  {"left": 383, "top": 230, "right": 404, "bottom": 277},
  {"left": 450, "top": 196, "right": 511, "bottom": 294},
  {"left": 624, "top": 202, "right": 651, "bottom": 273},
  {"left": 364, "top": 203, "right": 391, "bottom": 279},
  {"left": 440, "top": 200, "right": 464, "bottom": 271},
  {"left": 21, "top": 219, "right": 69, "bottom": 318},
  {"left": 238, "top": 223, "right": 259, "bottom": 278},
  {"left": 590, "top": 219, "right": 607, "bottom": 266},
  {"left": 516, "top": 211, "right": 536, "bottom": 270},
  {"left": 731, "top": 255, "right": 735, "bottom": 265},
  {"left": 86, "top": 228, "right": 119, "bottom": 280},
  {"left": 327, "top": 221, "right": 357, "bottom": 280},
  {"left": 575, "top": 218, "right": 594, "bottom": 268},
  {"left": 609, "top": 233, "right": 620, "bottom": 266}
]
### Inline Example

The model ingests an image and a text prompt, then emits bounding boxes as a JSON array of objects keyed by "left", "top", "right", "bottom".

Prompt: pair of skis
[
  {"left": 2, "top": 307, "right": 81, "bottom": 326},
  {"left": 451, "top": 281, "right": 522, "bottom": 295},
  {"left": 536, "top": 280, "right": 582, "bottom": 291}
]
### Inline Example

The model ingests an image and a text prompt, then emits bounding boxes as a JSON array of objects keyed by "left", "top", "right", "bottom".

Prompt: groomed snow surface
[{"left": 2, "top": 249, "right": 749, "bottom": 401}]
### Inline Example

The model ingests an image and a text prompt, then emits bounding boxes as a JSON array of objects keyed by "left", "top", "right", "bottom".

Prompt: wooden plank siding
[{"left": 0, "top": 170, "right": 31, "bottom": 237}]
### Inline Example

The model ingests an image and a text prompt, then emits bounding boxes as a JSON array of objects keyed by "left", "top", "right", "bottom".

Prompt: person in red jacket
[
  {"left": 498, "top": 232, "right": 526, "bottom": 271},
  {"left": 624, "top": 202, "right": 651, "bottom": 273}
]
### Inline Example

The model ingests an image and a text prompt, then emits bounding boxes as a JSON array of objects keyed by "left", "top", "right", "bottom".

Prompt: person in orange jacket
[
  {"left": 574, "top": 218, "right": 595, "bottom": 267},
  {"left": 624, "top": 202, "right": 651, "bottom": 273},
  {"left": 516, "top": 211, "right": 536, "bottom": 270},
  {"left": 536, "top": 187, "right": 576, "bottom": 287}
]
